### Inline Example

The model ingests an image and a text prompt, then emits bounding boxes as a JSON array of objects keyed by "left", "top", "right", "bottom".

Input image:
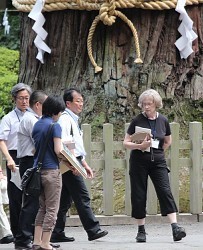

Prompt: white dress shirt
[
  {"left": 0, "top": 108, "right": 25, "bottom": 150},
  {"left": 58, "top": 108, "right": 86, "bottom": 158},
  {"left": 17, "top": 109, "right": 40, "bottom": 158}
]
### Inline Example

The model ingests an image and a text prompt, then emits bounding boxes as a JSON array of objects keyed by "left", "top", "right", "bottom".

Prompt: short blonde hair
[{"left": 138, "top": 89, "right": 163, "bottom": 109}]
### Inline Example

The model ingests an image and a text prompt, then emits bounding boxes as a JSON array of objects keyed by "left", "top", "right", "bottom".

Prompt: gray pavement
[{"left": 0, "top": 221, "right": 203, "bottom": 250}]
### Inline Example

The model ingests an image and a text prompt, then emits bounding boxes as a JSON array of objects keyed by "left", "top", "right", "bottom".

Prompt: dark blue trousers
[
  {"left": 6, "top": 150, "right": 22, "bottom": 237},
  {"left": 52, "top": 171, "right": 100, "bottom": 238},
  {"left": 15, "top": 156, "right": 39, "bottom": 245}
]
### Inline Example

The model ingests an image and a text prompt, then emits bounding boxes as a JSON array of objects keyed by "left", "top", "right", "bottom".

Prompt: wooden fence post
[
  {"left": 82, "top": 124, "right": 92, "bottom": 195},
  {"left": 189, "top": 122, "right": 202, "bottom": 214},
  {"left": 103, "top": 123, "right": 114, "bottom": 215},
  {"left": 169, "top": 122, "right": 180, "bottom": 210},
  {"left": 124, "top": 123, "right": 131, "bottom": 216}
]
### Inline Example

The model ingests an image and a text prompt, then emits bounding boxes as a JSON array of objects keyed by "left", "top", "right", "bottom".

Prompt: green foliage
[
  {"left": 0, "top": 46, "right": 19, "bottom": 118},
  {"left": 0, "top": 12, "right": 20, "bottom": 50}
]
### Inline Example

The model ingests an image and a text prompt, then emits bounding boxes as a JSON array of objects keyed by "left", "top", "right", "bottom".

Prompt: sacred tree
[{"left": 12, "top": 0, "right": 203, "bottom": 126}]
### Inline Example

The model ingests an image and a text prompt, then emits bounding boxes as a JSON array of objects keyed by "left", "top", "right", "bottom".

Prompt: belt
[
  {"left": 8, "top": 150, "right": 17, "bottom": 153},
  {"left": 19, "top": 156, "right": 34, "bottom": 159}
]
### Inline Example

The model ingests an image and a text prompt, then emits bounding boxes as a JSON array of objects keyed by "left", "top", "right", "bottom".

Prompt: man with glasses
[
  {"left": 0, "top": 83, "right": 32, "bottom": 239},
  {"left": 15, "top": 90, "right": 47, "bottom": 249},
  {"left": 51, "top": 88, "right": 108, "bottom": 243}
]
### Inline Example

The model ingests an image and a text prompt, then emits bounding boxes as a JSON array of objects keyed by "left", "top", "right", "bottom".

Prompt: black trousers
[
  {"left": 129, "top": 158, "right": 178, "bottom": 219},
  {"left": 52, "top": 171, "right": 100, "bottom": 238},
  {"left": 15, "top": 156, "right": 39, "bottom": 245},
  {"left": 6, "top": 150, "right": 22, "bottom": 237}
]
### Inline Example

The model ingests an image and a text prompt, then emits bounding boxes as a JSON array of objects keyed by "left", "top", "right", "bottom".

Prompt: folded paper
[
  {"left": 2, "top": 8, "right": 10, "bottom": 35},
  {"left": 175, "top": 0, "right": 198, "bottom": 59},
  {"left": 28, "top": 0, "right": 51, "bottom": 63}
]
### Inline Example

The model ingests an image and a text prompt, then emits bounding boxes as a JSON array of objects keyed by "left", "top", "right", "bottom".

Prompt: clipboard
[{"left": 59, "top": 143, "right": 87, "bottom": 179}]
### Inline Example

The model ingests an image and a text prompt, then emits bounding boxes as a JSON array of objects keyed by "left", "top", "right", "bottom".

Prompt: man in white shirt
[
  {"left": 15, "top": 90, "right": 47, "bottom": 250},
  {"left": 51, "top": 88, "right": 108, "bottom": 242},
  {"left": 0, "top": 83, "right": 32, "bottom": 238}
]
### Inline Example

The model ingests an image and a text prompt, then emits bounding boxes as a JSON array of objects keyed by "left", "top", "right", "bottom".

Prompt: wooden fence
[{"left": 0, "top": 122, "right": 202, "bottom": 216}]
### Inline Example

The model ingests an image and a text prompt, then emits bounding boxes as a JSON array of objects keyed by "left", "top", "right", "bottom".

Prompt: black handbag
[{"left": 21, "top": 123, "right": 54, "bottom": 197}]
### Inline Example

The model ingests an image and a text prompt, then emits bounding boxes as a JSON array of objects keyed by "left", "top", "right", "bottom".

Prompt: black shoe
[
  {"left": 14, "top": 242, "right": 32, "bottom": 249},
  {"left": 173, "top": 226, "right": 186, "bottom": 241},
  {"left": 0, "top": 234, "right": 14, "bottom": 244},
  {"left": 136, "top": 231, "right": 146, "bottom": 243},
  {"left": 50, "top": 235, "right": 75, "bottom": 243},
  {"left": 88, "top": 230, "right": 108, "bottom": 241}
]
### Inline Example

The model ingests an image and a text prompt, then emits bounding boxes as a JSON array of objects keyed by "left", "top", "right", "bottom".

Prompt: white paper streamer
[
  {"left": 175, "top": 0, "right": 198, "bottom": 59},
  {"left": 28, "top": 0, "right": 51, "bottom": 64},
  {"left": 2, "top": 8, "right": 10, "bottom": 35}
]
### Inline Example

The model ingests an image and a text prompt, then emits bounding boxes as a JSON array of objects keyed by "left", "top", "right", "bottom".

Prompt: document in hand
[
  {"left": 130, "top": 126, "right": 152, "bottom": 152},
  {"left": 10, "top": 166, "right": 22, "bottom": 190},
  {"left": 60, "top": 143, "right": 87, "bottom": 179}
]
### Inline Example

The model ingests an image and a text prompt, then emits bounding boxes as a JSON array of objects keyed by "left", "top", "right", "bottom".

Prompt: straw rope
[
  {"left": 12, "top": 0, "right": 201, "bottom": 71},
  {"left": 87, "top": 0, "right": 143, "bottom": 73},
  {"left": 12, "top": 0, "right": 203, "bottom": 12}
]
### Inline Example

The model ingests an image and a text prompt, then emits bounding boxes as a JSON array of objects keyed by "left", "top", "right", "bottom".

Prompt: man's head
[
  {"left": 29, "top": 90, "right": 47, "bottom": 117},
  {"left": 63, "top": 88, "right": 84, "bottom": 115},
  {"left": 11, "top": 83, "right": 32, "bottom": 112}
]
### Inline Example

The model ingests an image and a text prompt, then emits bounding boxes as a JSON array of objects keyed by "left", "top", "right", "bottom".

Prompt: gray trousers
[{"left": 35, "top": 169, "right": 62, "bottom": 232}]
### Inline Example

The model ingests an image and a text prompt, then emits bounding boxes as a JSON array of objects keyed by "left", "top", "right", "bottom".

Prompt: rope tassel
[{"left": 87, "top": 0, "right": 143, "bottom": 73}]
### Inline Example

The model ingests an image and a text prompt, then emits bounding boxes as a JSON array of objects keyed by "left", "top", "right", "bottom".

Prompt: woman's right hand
[{"left": 140, "top": 138, "right": 151, "bottom": 150}]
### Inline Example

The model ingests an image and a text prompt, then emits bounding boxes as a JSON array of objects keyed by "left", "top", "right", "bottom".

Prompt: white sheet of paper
[
  {"left": 10, "top": 167, "right": 22, "bottom": 190},
  {"left": 175, "top": 36, "right": 187, "bottom": 51},
  {"left": 180, "top": 46, "right": 193, "bottom": 59}
]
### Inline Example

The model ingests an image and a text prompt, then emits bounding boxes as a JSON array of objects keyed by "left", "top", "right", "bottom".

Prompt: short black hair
[
  {"left": 29, "top": 90, "right": 47, "bottom": 107},
  {"left": 63, "top": 88, "right": 81, "bottom": 103},
  {"left": 42, "top": 95, "right": 65, "bottom": 116}
]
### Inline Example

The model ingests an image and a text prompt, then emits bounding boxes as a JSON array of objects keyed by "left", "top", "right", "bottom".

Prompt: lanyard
[
  {"left": 145, "top": 113, "right": 157, "bottom": 139},
  {"left": 64, "top": 110, "right": 81, "bottom": 135},
  {"left": 147, "top": 119, "right": 156, "bottom": 139},
  {"left": 14, "top": 109, "right": 20, "bottom": 122},
  {"left": 145, "top": 112, "right": 157, "bottom": 162}
]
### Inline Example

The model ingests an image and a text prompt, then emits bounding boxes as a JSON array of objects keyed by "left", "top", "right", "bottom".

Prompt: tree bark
[{"left": 18, "top": 7, "right": 203, "bottom": 126}]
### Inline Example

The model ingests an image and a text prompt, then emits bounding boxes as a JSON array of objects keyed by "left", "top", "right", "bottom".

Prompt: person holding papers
[
  {"left": 123, "top": 89, "right": 186, "bottom": 243},
  {"left": 51, "top": 88, "right": 108, "bottom": 242},
  {"left": 15, "top": 90, "right": 47, "bottom": 250},
  {"left": 0, "top": 83, "right": 32, "bottom": 238}
]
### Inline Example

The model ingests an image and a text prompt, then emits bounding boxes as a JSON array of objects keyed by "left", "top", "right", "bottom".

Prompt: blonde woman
[{"left": 123, "top": 89, "right": 186, "bottom": 243}]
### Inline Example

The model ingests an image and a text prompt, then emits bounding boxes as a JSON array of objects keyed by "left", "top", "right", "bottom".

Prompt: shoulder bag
[{"left": 21, "top": 123, "right": 54, "bottom": 197}]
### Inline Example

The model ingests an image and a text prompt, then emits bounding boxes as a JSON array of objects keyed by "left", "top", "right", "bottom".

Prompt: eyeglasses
[
  {"left": 16, "top": 96, "right": 30, "bottom": 101},
  {"left": 73, "top": 99, "right": 84, "bottom": 104},
  {"left": 142, "top": 102, "right": 154, "bottom": 107}
]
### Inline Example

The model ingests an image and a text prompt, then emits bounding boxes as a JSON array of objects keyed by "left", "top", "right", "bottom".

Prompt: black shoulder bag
[{"left": 21, "top": 123, "right": 54, "bottom": 197}]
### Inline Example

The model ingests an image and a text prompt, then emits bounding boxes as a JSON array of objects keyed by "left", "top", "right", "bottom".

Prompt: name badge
[{"left": 152, "top": 139, "right": 159, "bottom": 149}]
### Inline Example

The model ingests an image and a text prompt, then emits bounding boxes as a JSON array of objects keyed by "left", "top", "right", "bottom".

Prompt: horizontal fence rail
[{"left": 0, "top": 122, "right": 202, "bottom": 217}]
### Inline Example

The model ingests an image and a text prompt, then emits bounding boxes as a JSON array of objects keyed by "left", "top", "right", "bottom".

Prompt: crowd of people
[{"left": 0, "top": 84, "right": 186, "bottom": 249}]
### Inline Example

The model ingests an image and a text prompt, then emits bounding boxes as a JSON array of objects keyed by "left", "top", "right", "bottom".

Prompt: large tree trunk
[{"left": 18, "top": 6, "right": 203, "bottom": 128}]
